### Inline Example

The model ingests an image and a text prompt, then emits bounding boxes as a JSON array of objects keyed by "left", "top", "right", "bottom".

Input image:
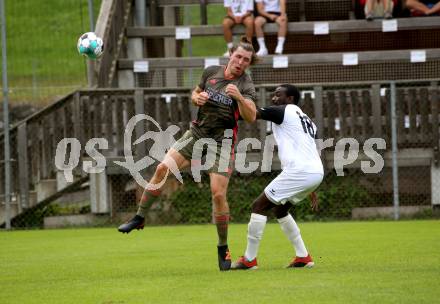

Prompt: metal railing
[{"left": 95, "top": 0, "right": 133, "bottom": 87}]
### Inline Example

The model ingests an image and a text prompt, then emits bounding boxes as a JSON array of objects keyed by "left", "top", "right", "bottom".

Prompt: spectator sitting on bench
[
  {"left": 223, "top": 0, "right": 254, "bottom": 57},
  {"left": 362, "top": 0, "right": 394, "bottom": 20},
  {"left": 254, "top": 0, "right": 288, "bottom": 56},
  {"left": 405, "top": 0, "right": 440, "bottom": 15}
]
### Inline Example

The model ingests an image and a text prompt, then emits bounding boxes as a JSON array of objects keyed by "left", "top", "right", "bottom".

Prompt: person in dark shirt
[{"left": 118, "top": 37, "right": 258, "bottom": 271}]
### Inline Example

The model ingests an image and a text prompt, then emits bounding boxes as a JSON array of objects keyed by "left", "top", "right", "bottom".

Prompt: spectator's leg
[
  {"left": 254, "top": 16, "right": 266, "bottom": 38},
  {"left": 365, "top": 0, "right": 375, "bottom": 19},
  {"left": 427, "top": 1, "right": 440, "bottom": 14},
  {"left": 254, "top": 16, "right": 268, "bottom": 55},
  {"left": 383, "top": 0, "right": 394, "bottom": 18},
  {"left": 222, "top": 17, "right": 235, "bottom": 52},
  {"left": 242, "top": 15, "right": 255, "bottom": 43},
  {"left": 405, "top": 0, "right": 430, "bottom": 14},
  {"left": 383, "top": 0, "right": 389, "bottom": 12},
  {"left": 275, "top": 15, "right": 287, "bottom": 54}
]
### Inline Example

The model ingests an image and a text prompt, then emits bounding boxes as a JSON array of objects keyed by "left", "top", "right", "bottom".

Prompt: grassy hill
[
  {"left": 3, "top": 0, "right": 101, "bottom": 104},
  {"left": 3, "top": 2, "right": 225, "bottom": 105}
]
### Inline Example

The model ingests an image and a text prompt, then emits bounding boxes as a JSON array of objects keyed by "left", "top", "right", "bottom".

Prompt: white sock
[
  {"left": 277, "top": 37, "right": 285, "bottom": 46},
  {"left": 227, "top": 42, "right": 233, "bottom": 49},
  {"left": 275, "top": 37, "right": 285, "bottom": 53},
  {"left": 277, "top": 214, "right": 308, "bottom": 257},
  {"left": 244, "top": 213, "right": 267, "bottom": 261},
  {"left": 257, "top": 37, "right": 267, "bottom": 50}
]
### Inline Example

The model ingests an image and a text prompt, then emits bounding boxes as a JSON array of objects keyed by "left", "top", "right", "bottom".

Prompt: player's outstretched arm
[
  {"left": 257, "top": 106, "right": 285, "bottom": 124},
  {"left": 225, "top": 84, "right": 256, "bottom": 122}
]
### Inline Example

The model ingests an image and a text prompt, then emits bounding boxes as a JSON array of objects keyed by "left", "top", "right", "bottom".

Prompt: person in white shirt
[
  {"left": 223, "top": 0, "right": 255, "bottom": 57},
  {"left": 231, "top": 84, "right": 324, "bottom": 270},
  {"left": 364, "top": 0, "right": 393, "bottom": 20},
  {"left": 254, "top": 0, "right": 288, "bottom": 55}
]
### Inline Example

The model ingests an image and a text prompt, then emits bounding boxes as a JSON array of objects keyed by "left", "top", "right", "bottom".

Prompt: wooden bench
[
  {"left": 128, "top": 16, "right": 440, "bottom": 37},
  {"left": 127, "top": 17, "right": 440, "bottom": 55},
  {"left": 154, "top": 0, "right": 354, "bottom": 23},
  {"left": 118, "top": 48, "right": 440, "bottom": 85}
]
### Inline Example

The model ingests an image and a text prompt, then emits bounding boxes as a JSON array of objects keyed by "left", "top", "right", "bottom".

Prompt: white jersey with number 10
[{"left": 271, "top": 104, "right": 323, "bottom": 174}]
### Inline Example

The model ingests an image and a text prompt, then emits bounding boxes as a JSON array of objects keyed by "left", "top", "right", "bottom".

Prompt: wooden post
[
  {"left": 163, "top": 7, "right": 178, "bottom": 87},
  {"left": 408, "top": 88, "right": 418, "bottom": 144},
  {"left": 361, "top": 90, "right": 370, "bottom": 142},
  {"left": 114, "top": 96, "right": 124, "bottom": 155},
  {"left": 313, "top": 86, "right": 324, "bottom": 139},
  {"left": 17, "top": 123, "right": 29, "bottom": 211},
  {"left": 134, "top": 89, "right": 146, "bottom": 158},
  {"left": 200, "top": 0, "right": 207, "bottom": 25},
  {"left": 396, "top": 88, "right": 405, "bottom": 146},
  {"left": 50, "top": 110, "right": 58, "bottom": 176},
  {"left": 350, "top": 90, "right": 359, "bottom": 140},
  {"left": 259, "top": 87, "right": 267, "bottom": 160},
  {"left": 431, "top": 84, "right": 439, "bottom": 166},
  {"left": 40, "top": 117, "right": 51, "bottom": 180},
  {"left": 103, "top": 95, "right": 114, "bottom": 156},
  {"left": 149, "top": 0, "right": 158, "bottom": 26},
  {"left": 371, "top": 84, "right": 382, "bottom": 138},
  {"left": 419, "top": 88, "right": 429, "bottom": 144},
  {"left": 299, "top": 0, "right": 306, "bottom": 21},
  {"left": 338, "top": 90, "right": 348, "bottom": 139},
  {"left": 327, "top": 91, "right": 336, "bottom": 139},
  {"left": 93, "top": 96, "right": 103, "bottom": 140},
  {"left": 179, "top": 93, "right": 192, "bottom": 133},
  {"left": 73, "top": 92, "right": 83, "bottom": 147}
]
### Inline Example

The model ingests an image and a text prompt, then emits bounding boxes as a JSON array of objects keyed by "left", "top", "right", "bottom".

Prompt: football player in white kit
[{"left": 232, "top": 84, "right": 324, "bottom": 270}]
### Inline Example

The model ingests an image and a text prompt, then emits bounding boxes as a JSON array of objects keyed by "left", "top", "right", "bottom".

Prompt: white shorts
[{"left": 264, "top": 171, "right": 324, "bottom": 205}]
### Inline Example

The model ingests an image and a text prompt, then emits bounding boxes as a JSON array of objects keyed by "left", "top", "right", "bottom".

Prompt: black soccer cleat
[
  {"left": 118, "top": 215, "right": 145, "bottom": 234},
  {"left": 217, "top": 245, "right": 232, "bottom": 271}
]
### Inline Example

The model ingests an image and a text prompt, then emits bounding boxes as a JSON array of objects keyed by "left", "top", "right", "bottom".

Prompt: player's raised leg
[
  {"left": 118, "top": 148, "right": 190, "bottom": 233},
  {"left": 209, "top": 172, "right": 233, "bottom": 271}
]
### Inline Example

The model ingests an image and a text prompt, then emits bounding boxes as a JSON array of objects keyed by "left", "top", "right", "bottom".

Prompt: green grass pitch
[{"left": 1, "top": 220, "right": 439, "bottom": 304}]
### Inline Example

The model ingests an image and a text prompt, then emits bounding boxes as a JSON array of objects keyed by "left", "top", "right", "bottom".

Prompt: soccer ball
[{"left": 77, "top": 32, "right": 104, "bottom": 59}]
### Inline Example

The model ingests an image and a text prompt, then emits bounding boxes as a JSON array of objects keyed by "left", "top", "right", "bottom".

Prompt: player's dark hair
[
  {"left": 230, "top": 36, "right": 258, "bottom": 65},
  {"left": 280, "top": 84, "right": 301, "bottom": 105}
]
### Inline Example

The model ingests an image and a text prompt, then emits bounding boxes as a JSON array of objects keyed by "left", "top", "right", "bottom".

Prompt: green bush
[
  {"left": 167, "top": 180, "right": 212, "bottom": 224},
  {"left": 169, "top": 173, "right": 274, "bottom": 223},
  {"left": 293, "top": 170, "right": 373, "bottom": 221},
  {"left": 167, "top": 170, "right": 373, "bottom": 224}
]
